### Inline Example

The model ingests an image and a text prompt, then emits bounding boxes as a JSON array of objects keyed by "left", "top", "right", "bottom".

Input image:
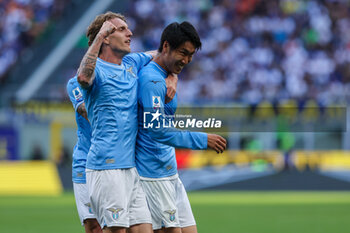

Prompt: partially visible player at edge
[
  {"left": 67, "top": 77, "right": 102, "bottom": 233},
  {"left": 136, "top": 22, "right": 227, "bottom": 233},
  {"left": 76, "top": 12, "right": 177, "bottom": 233}
]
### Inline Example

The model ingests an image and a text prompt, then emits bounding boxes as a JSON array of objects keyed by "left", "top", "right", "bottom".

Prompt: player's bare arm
[
  {"left": 145, "top": 50, "right": 158, "bottom": 59},
  {"left": 207, "top": 134, "right": 227, "bottom": 153},
  {"left": 165, "top": 73, "right": 178, "bottom": 103},
  {"left": 77, "top": 103, "right": 89, "bottom": 122},
  {"left": 77, "top": 21, "right": 117, "bottom": 88}
]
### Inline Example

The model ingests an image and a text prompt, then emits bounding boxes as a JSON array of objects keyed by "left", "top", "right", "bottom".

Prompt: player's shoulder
[
  {"left": 67, "top": 76, "right": 78, "bottom": 88},
  {"left": 66, "top": 76, "right": 79, "bottom": 92},
  {"left": 123, "top": 52, "right": 149, "bottom": 64},
  {"left": 139, "top": 65, "right": 165, "bottom": 86},
  {"left": 123, "top": 52, "right": 142, "bottom": 59},
  {"left": 67, "top": 76, "right": 84, "bottom": 100}
]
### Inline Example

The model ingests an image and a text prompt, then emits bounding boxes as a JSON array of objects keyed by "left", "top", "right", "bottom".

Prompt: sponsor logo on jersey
[
  {"left": 106, "top": 159, "right": 115, "bottom": 164},
  {"left": 108, "top": 74, "right": 119, "bottom": 79},
  {"left": 153, "top": 96, "right": 161, "bottom": 109},
  {"left": 72, "top": 87, "right": 83, "bottom": 101},
  {"left": 107, "top": 207, "right": 124, "bottom": 220},
  {"left": 165, "top": 210, "right": 176, "bottom": 222}
]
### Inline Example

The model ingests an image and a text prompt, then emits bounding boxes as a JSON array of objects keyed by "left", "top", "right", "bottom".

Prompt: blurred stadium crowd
[
  {"left": 0, "top": 0, "right": 69, "bottom": 79},
  {"left": 127, "top": 0, "right": 350, "bottom": 105},
  {"left": 2, "top": 0, "right": 350, "bottom": 105}
]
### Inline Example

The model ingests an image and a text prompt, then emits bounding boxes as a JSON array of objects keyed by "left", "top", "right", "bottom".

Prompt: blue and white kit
[
  {"left": 82, "top": 53, "right": 152, "bottom": 170},
  {"left": 67, "top": 77, "right": 96, "bottom": 225},
  {"left": 81, "top": 53, "right": 153, "bottom": 228},
  {"left": 136, "top": 61, "right": 208, "bottom": 229},
  {"left": 136, "top": 61, "right": 208, "bottom": 179}
]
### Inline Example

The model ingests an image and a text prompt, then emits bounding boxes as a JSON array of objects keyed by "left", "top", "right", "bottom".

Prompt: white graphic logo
[
  {"left": 72, "top": 87, "right": 83, "bottom": 101},
  {"left": 152, "top": 96, "right": 161, "bottom": 109},
  {"left": 143, "top": 110, "right": 222, "bottom": 129}
]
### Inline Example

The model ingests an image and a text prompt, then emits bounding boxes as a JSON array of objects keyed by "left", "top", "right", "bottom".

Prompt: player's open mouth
[
  {"left": 177, "top": 63, "right": 184, "bottom": 70},
  {"left": 125, "top": 39, "right": 131, "bottom": 45}
]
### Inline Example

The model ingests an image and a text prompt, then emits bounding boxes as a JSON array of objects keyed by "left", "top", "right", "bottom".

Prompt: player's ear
[{"left": 163, "top": 41, "right": 170, "bottom": 53}]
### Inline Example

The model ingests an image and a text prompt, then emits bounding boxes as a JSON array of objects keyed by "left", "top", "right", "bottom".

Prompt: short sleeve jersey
[
  {"left": 136, "top": 61, "right": 207, "bottom": 178},
  {"left": 82, "top": 53, "right": 152, "bottom": 170},
  {"left": 67, "top": 76, "right": 92, "bottom": 183}
]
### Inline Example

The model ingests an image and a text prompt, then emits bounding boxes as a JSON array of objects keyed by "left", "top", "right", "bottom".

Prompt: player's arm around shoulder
[{"left": 123, "top": 52, "right": 153, "bottom": 73}]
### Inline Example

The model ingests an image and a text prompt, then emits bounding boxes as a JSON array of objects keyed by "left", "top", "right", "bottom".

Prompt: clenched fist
[{"left": 98, "top": 21, "right": 117, "bottom": 39}]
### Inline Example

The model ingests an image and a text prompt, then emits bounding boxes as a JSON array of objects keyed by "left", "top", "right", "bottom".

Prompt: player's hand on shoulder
[
  {"left": 98, "top": 21, "right": 117, "bottom": 39},
  {"left": 207, "top": 134, "right": 227, "bottom": 154},
  {"left": 165, "top": 73, "right": 178, "bottom": 103}
]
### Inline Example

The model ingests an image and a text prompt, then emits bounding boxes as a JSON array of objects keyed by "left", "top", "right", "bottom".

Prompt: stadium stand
[
  {"left": 0, "top": 0, "right": 71, "bottom": 80},
  {"left": 0, "top": 0, "right": 94, "bottom": 105},
  {"left": 2, "top": 0, "right": 350, "bottom": 106}
]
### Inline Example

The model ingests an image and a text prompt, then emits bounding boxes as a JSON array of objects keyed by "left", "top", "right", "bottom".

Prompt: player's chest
[{"left": 101, "top": 66, "right": 137, "bottom": 89}]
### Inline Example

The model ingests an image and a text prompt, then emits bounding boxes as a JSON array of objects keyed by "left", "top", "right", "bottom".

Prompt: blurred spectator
[
  {"left": 125, "top": 0, "right": 350, "bottom": 105},
  {"left": 0, "top": 0, "right": 70, "bottom": 80},
  {"left": 4, "top": 0, "right": 350, "bottom": 105},
  {"left": 30, "top": 143, "right": 44, "bottom": 160},
  {"left": 57, "top": 145, "right": 71, "bottom": 167}
]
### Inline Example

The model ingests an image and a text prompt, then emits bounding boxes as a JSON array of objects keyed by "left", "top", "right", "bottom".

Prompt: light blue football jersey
[
  {"left": 67, "top": 76, "right": 92, "bottom": 183},
  {"left": 82, "top": 53, "right": 152, "bottom": 170},
  {"left": 136, "top": 61, "right": 208, "bottom": 178}
]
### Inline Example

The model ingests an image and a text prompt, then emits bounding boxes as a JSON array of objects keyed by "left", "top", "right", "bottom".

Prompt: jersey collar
[
  {"left": 97, "top": 57, "right": 122, "bottom": 68},
  {"left": 151, "top": 61, "right": 167, "bottom": 77}
]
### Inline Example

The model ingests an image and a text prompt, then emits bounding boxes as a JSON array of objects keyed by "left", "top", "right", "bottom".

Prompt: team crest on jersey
[
  {"left": 84, "top": 203, "right": 93, "bottom": 214},
  {"left": 152, "top": 96, "right": 161, "bottom": 109},
  {"left": 165, "top": 210, "right": 176, "bottom": 222},
  {"left": 72, "top": 87, "right": 83, "bottom": 101},
  {"left": 107, "top": 207, "right": 124, "bottom": 220}
]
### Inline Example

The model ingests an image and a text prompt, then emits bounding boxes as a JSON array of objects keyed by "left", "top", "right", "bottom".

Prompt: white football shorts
[
  {"left": 86, "top": 167, "right": 152, "bottom": 228},
  {"left": 73, "top": 182, "right": 97, "bottom": 225},
  {"left": 140, "top": 174, "right": 196, "bottom": 230}
]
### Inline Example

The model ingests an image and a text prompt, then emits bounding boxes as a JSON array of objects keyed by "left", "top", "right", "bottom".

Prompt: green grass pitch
[{"left": 1, "top": 191, "right": 350, "bottom": 233}]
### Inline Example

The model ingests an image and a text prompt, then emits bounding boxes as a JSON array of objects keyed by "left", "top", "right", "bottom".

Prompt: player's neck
[
  {"left": 99, "top": 49, "right": 125, "bottom": 65},
  {"left": 153, "top": 55, "right": 169, "bottom": 74}
]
